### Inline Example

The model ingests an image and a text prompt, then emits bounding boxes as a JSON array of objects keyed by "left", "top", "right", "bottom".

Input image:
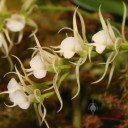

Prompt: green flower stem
[
  {"left": 104, "top": 42, "right": 128, "bottom": 53},
  {"left": 32, "top": 72, "right": 69, "bottom": 103},
  {"left": 120, "top": 42, "right": 128, "bottom": 50},
  {"left": 90, "top": 42, "right": 128, "bottom": 58},
  {"left": 32, "top": 92, "right": 54, "bottom": 103}
]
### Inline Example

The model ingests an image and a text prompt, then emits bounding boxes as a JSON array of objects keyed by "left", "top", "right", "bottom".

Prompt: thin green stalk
[{"left": 91, "top": 42, "right": 128, "bottom": 58}]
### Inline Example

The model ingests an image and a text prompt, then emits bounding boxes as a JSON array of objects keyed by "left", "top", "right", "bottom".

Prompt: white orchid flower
[
  {"left": 91, "top": 29, "right": 113, "bottom": 54},
  {"left": 91, "top": 5, "right": 126, "bottom": 87},
  {"left": 29, "top": 34, "right": 65, "bottom": 113},
  {"left": 52, "top": 8, "right": 88, "bottom": 59},
  {"left": 52, "top": 8, "right": 89, "bottom": 100},
  {"left": 6, "top": 14, "right": 26, "bottom": 32},
  {"left": 90, "top": 5, "right": 120, "bottom": 55},
  {"left": 11, "top": 57, "right": 51, "bottom": 127},
  {"left": 57, "top": 37, "right": 82, "bottom": 59},
  {"left": 30, "top": 54, "right": 47, "bottom": 79},
  {"left": 1, "top": 78, "right": 31, "bottom": 109},
  {"left": 4, "top": 13, "right": 37, "bottom": 45},
  {"left": 4, "top": 14, "right": 26, "bottom": 45},
  {"left": 28, "top": 34, "right": 60, "bottom": 80}
]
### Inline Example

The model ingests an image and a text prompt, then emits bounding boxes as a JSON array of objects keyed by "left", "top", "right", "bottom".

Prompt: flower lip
[
  {"left": 30, "top": 54, "right": 43, "bottom": 69},
  {"left": 29, "top": 54, "right": 47, "bottom": 79},
  {"left": 6, "top": 14, "right": 26, "bottom": 32},
  {"left": 33, "top": 69, "right": 47, "bottom": 79},
  {"left": 18, "top": 101, "right": 30, "bottom": 109},
  {"left": 59, "top": 37, "right": 82, "bottom": 59},
  {"left": 9, "top": 90, "right": 30, "bottom": 109},
  {"left": 91, "top": 30, "right": 113, "bottom": 54}
]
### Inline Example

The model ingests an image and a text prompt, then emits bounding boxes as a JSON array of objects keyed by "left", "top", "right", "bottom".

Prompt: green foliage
[{"left": 73, "top": 0, "right": 128, "bottom": 18}]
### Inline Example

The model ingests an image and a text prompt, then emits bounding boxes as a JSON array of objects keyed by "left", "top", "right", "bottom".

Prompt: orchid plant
[{"left": 0, "top": 1, "right": 128, "bottom": 128}]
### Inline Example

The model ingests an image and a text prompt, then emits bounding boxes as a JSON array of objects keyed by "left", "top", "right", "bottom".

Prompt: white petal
[
  {"left": 6, "top": 14, "right": 25, "bottom": 32},
  {"left": 92, "top": 30, "right": 113, "bottom": 54},
  {"left": 9, "top": 89, "right": 31, "bottom": 109},
  {"left": 92, "top": 30, "right": 113, "bottom": 46},
  {"left": 6, "top": 21, "right": 24, "bottom": 32},
  {"left": 9, "top": 90, "right": 28, "bottom": 104},
  {"left": 92, "top": 30, "right": 107, "bottom": 45},
  {"left": 96, "top": 45, "right": 106, "bottom": 54},
  {"left": 30, "top": 54, "right": 43, "bottom": 69},
  {"left": 18, "top": 101, "right": 30, "bottom": 109},
  {"left": 30, "top": 54, "right": 47, "bottom": 78},
  {"left": 7, "top": 78, "right": 20, "bottom": 92},
  {"left": 63, "top": 51, "right": 75, "bottom": 59},
  {"left": 61, "top": 37, "right": 78, "bottom": 51},
  {"left": 33, "top": 69, "right": 47, "bottom": 79},
  {"left": 60, "top": 37, "right": 81, "bottom": 58}
]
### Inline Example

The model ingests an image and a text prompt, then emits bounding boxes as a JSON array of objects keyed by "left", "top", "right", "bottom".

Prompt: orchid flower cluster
[
  {"left": 0, "top": 2, "right": 128, "bottom": 128},
  {"left": 0, "top": 0, "right": 37, "bottom": 70}
]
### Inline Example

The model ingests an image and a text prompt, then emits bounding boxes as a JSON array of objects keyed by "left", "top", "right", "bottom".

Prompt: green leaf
[{"left": 72, "top": 0, "right": 128, "bottom": 18}]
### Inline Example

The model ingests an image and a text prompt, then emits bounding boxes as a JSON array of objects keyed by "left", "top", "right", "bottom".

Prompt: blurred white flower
[
  {"left": 6, "top": 14, "right": 26, "bottom": 32},
  {"left": 7, "top": 78, "right": 31, "bottom": 109},
  {"left": 91, "top": 30, "right": 113, "bottom": 54},
  {"left": 54, "top": 37, "right": 82, "bottom": 59},
  {"left": 30, "top": 54, "right": 47, "bottom": 79},
  {"left": 4, "top": 13, "right": 37, "bottom": 45}
]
